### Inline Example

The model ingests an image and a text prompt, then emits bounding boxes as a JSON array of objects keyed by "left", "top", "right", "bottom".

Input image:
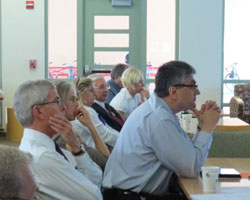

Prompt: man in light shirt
[
  {"left": 103, "top": 61, "right": 221, "bottom": 198},
  {"left": 15, "top": 80, "right": 103, "bottom": 200}
]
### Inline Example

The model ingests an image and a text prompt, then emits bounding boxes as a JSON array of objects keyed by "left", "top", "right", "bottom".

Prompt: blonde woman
[
  {"left": 73, "top": 77, "right": 119, "bottom": 150},
  {"left": 110, "top": 67, "right": 146, "bottom": 121}
]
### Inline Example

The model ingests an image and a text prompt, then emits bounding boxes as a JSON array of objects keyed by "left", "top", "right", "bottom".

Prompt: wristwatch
[{"left": 72, "top": 144, "right": 85, "bottom": 156}]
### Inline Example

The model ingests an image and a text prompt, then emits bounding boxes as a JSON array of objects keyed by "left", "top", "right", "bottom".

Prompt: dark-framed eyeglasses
[
  {"left": 34, "top": 98, "right": 62, "bottom": 107},
  {"left": 173, "top": 84, "right": 198, "bottom": 89}
]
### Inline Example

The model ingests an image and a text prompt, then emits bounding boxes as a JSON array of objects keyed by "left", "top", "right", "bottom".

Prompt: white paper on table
[{"left": 190, "top": 192, "right": 250, "bottom": 200}]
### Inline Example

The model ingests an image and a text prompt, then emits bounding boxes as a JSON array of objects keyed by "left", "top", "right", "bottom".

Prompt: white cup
[
  {"left": 201, "top": 166, "right": 220, "bottom": 193},
  {"left": 181, "top": 114, "right": 192, "bottom": 132}
]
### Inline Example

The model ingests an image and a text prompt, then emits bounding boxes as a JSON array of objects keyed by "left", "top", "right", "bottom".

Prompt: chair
[
  {"left": 229, "top": 96, "right": 244, "bottom": 119},
  {"left": 6, "top": 107, "right": 24, "bottom": 143},
  {"left": 229, "top": 84, "right": 250, "bottom": 124}
]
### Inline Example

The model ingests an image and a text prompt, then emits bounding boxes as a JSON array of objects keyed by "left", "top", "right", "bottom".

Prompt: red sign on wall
[{"left": 26, "top": 1, "right": 34, "bottom": 9}]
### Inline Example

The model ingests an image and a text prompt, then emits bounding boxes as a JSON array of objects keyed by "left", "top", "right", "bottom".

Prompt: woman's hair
[
  {"left": 121, "top": 67, "right": 143, "bottom": 90},
  {"left": 52, "top": 80, "right": 74, "bottom": 103},
  {"left": 75, "top": 77, "right": 93, "bottom": 105}
]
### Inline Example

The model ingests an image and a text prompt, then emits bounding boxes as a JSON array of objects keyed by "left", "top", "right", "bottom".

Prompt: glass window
[
  {"left": 94, "top": 51, "right": 129, "bottom": 65},
  {"left": 94, "top": 34, "right": 129, "bottom": 47},
  {"left": 48, "top": 0, "right": 77, "bottom": 79},
  {"left": 94, "top": 16, "right": 129, "bottom": 30},
  {"left": 223, "top": 0, "right": 250, "bottom": 110},
  {"left": 146, "top": 0, "right": 176, "bottom": 80}
]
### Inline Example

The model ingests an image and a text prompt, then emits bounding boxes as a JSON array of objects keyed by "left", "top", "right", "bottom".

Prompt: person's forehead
[
  {"left": 48, "top": 89, "right": 59, "bottom": 99},
  {"left": 185, "top": 75, "right": 196, "bottom": 83},
  {"left": 95, "top": 78, "right": 106, "bottom": 85}
]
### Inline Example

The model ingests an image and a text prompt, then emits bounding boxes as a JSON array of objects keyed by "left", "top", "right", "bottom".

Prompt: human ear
[{"left": 168, "top": 86, "right": 178, "bottom": 100}]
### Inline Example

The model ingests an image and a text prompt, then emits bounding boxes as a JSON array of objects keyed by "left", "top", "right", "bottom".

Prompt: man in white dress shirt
[{"left": 14, "top": 80, "right": 103, "bottom": 200}]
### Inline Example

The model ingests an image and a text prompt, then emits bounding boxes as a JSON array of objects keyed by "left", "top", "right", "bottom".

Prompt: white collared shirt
[
  {"left": 19, "top": 128, "right": 103, "bottom": 200},
  {"left": 110, "top": 87, "right": 141, "bottom": 119}
]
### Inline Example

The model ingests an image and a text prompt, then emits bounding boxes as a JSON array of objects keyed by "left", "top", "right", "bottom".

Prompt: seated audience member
[
  {"left": 53, "top": 80, "right": 110, "bottom": 170},
  {"left": 103, "top": 61, "right": 220, "bottom": 197},
  {"left": 87, "top": 74, "right": 124, "bottom": 131},
  {"left": 73, "top": 77, "right": 119, "bottom": 150},
  {"left": 106, "top": 63, "right": 129, "bottom": 104},
  {"left": 110, "top": 67, "right": 146, "bottom": 121},
  {"left": 0, "top": 89, "right": 4, "bottom": 100},
  {"left": 15, "top": 80, "right": 103, "bottom": 200},
  {"left": 0, "top": 145, "right": 36, "bottom": 200}
]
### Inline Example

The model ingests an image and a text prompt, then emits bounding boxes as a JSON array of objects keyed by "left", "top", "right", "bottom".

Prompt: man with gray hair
[
  {"left": 15, "top": 80, "right": 103, "bottom": 200},
  {"left": 0, "top": 145, "right": 36, "bottom": 200},
  {"left": 103, "top": 61, "right": 221, "bottom": 198},
  {"left": 88, "top": 74, "right": 124, "bottom": 132},
  {"left": 106, "top": 63, "right": 129, "bottom": 104}
]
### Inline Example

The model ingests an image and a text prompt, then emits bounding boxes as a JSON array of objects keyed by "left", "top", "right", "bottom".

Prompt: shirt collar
[
  {"left": 22, "top": 128, "right": 56, "bottom": 152},
  {"left": 94, "top": 100, "right": 105, "bottom": 109}
]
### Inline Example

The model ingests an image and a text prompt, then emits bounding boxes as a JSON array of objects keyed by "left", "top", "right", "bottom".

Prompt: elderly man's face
[
  {"left": 18, "top": 164, "right": 37, "bottom": 200},
  {"left": 93, "top": 78, "right": 109, "bottom": 102},
  {"left": 37, "top": 89, "right": 66, "bottom": 134}
]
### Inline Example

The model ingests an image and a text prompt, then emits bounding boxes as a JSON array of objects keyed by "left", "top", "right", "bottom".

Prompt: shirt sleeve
[
  {"left": 87, "top": 107, "right": 119, "bottom": 147},
  {"left": 150, "top": 118, "right": 212, "bottom": 178},
  {"left": 35, "top": 151, "right": 103, "bottom": 200},
  {"left": 62, "top": 149, "right": 103, "bottom": 188},
  {"left": 110, "top": 93, "right": 128, "bottom": 114}
]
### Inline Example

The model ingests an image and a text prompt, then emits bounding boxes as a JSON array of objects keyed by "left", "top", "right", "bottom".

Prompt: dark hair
[
  {"left": 154, "top": 61, "right": 196, "bottom": 97},
  {"left": 111, "top": 63, "right": 129, "bottom": 80}
]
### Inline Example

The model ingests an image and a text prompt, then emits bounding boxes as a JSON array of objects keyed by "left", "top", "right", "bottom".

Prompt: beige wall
[{"left": 1, "top": 0, "right": 45, "bottom": 128}]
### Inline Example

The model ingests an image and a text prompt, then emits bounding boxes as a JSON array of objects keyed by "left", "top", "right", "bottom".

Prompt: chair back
[
  {"left": 229, "top": 96, "right": 244, "bottom": 118},
  {"left": 6, "top": 107, "right": 24, "bottom": 143}
]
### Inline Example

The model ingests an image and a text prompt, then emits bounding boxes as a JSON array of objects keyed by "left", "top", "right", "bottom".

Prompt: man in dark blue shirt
[{"left": 106, "top": 63, "right": 129, "bottom": 104}]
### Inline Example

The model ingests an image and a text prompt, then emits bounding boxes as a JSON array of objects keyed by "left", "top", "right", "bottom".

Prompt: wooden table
[
  {"left": 179, "top": 158, "right": 250, "bottom": 199},
  {"left": 216, "top": 117, "right": 250, "bottom": 131}
]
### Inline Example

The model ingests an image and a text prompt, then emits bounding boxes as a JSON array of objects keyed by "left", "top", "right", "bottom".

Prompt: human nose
[{"left": 195, "top": 88, "right": 200, "bottom": 95}]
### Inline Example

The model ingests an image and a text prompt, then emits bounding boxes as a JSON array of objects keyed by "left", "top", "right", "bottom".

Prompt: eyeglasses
[
  {"left": 95, "top": 85, "right": 110, "bottom": 90},
  {"left": 35, "top": 98, "right": 62, "bottom": 107},
  {"left": 173, "top": 84, "right": 198, "bottom": 89}
]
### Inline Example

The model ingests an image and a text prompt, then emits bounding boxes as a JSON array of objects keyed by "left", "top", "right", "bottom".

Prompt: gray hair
[
  {"left": 0, "top": 145, "right": 33, "bottom": 198},
  {"left": 87, "top": 74, "right": 104, "bottom": 85},
  {"left": 53, "top": 80, "right": 74, "bottom": 103},
  {"left": 13, "top": 80, "right": 56, "bottom": 127},
  {"left": 111, "top": 63, "right": 129, "bottom": 80},
  {"left": 154, "top": 61, "right": 196, "bottom": 97}
]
